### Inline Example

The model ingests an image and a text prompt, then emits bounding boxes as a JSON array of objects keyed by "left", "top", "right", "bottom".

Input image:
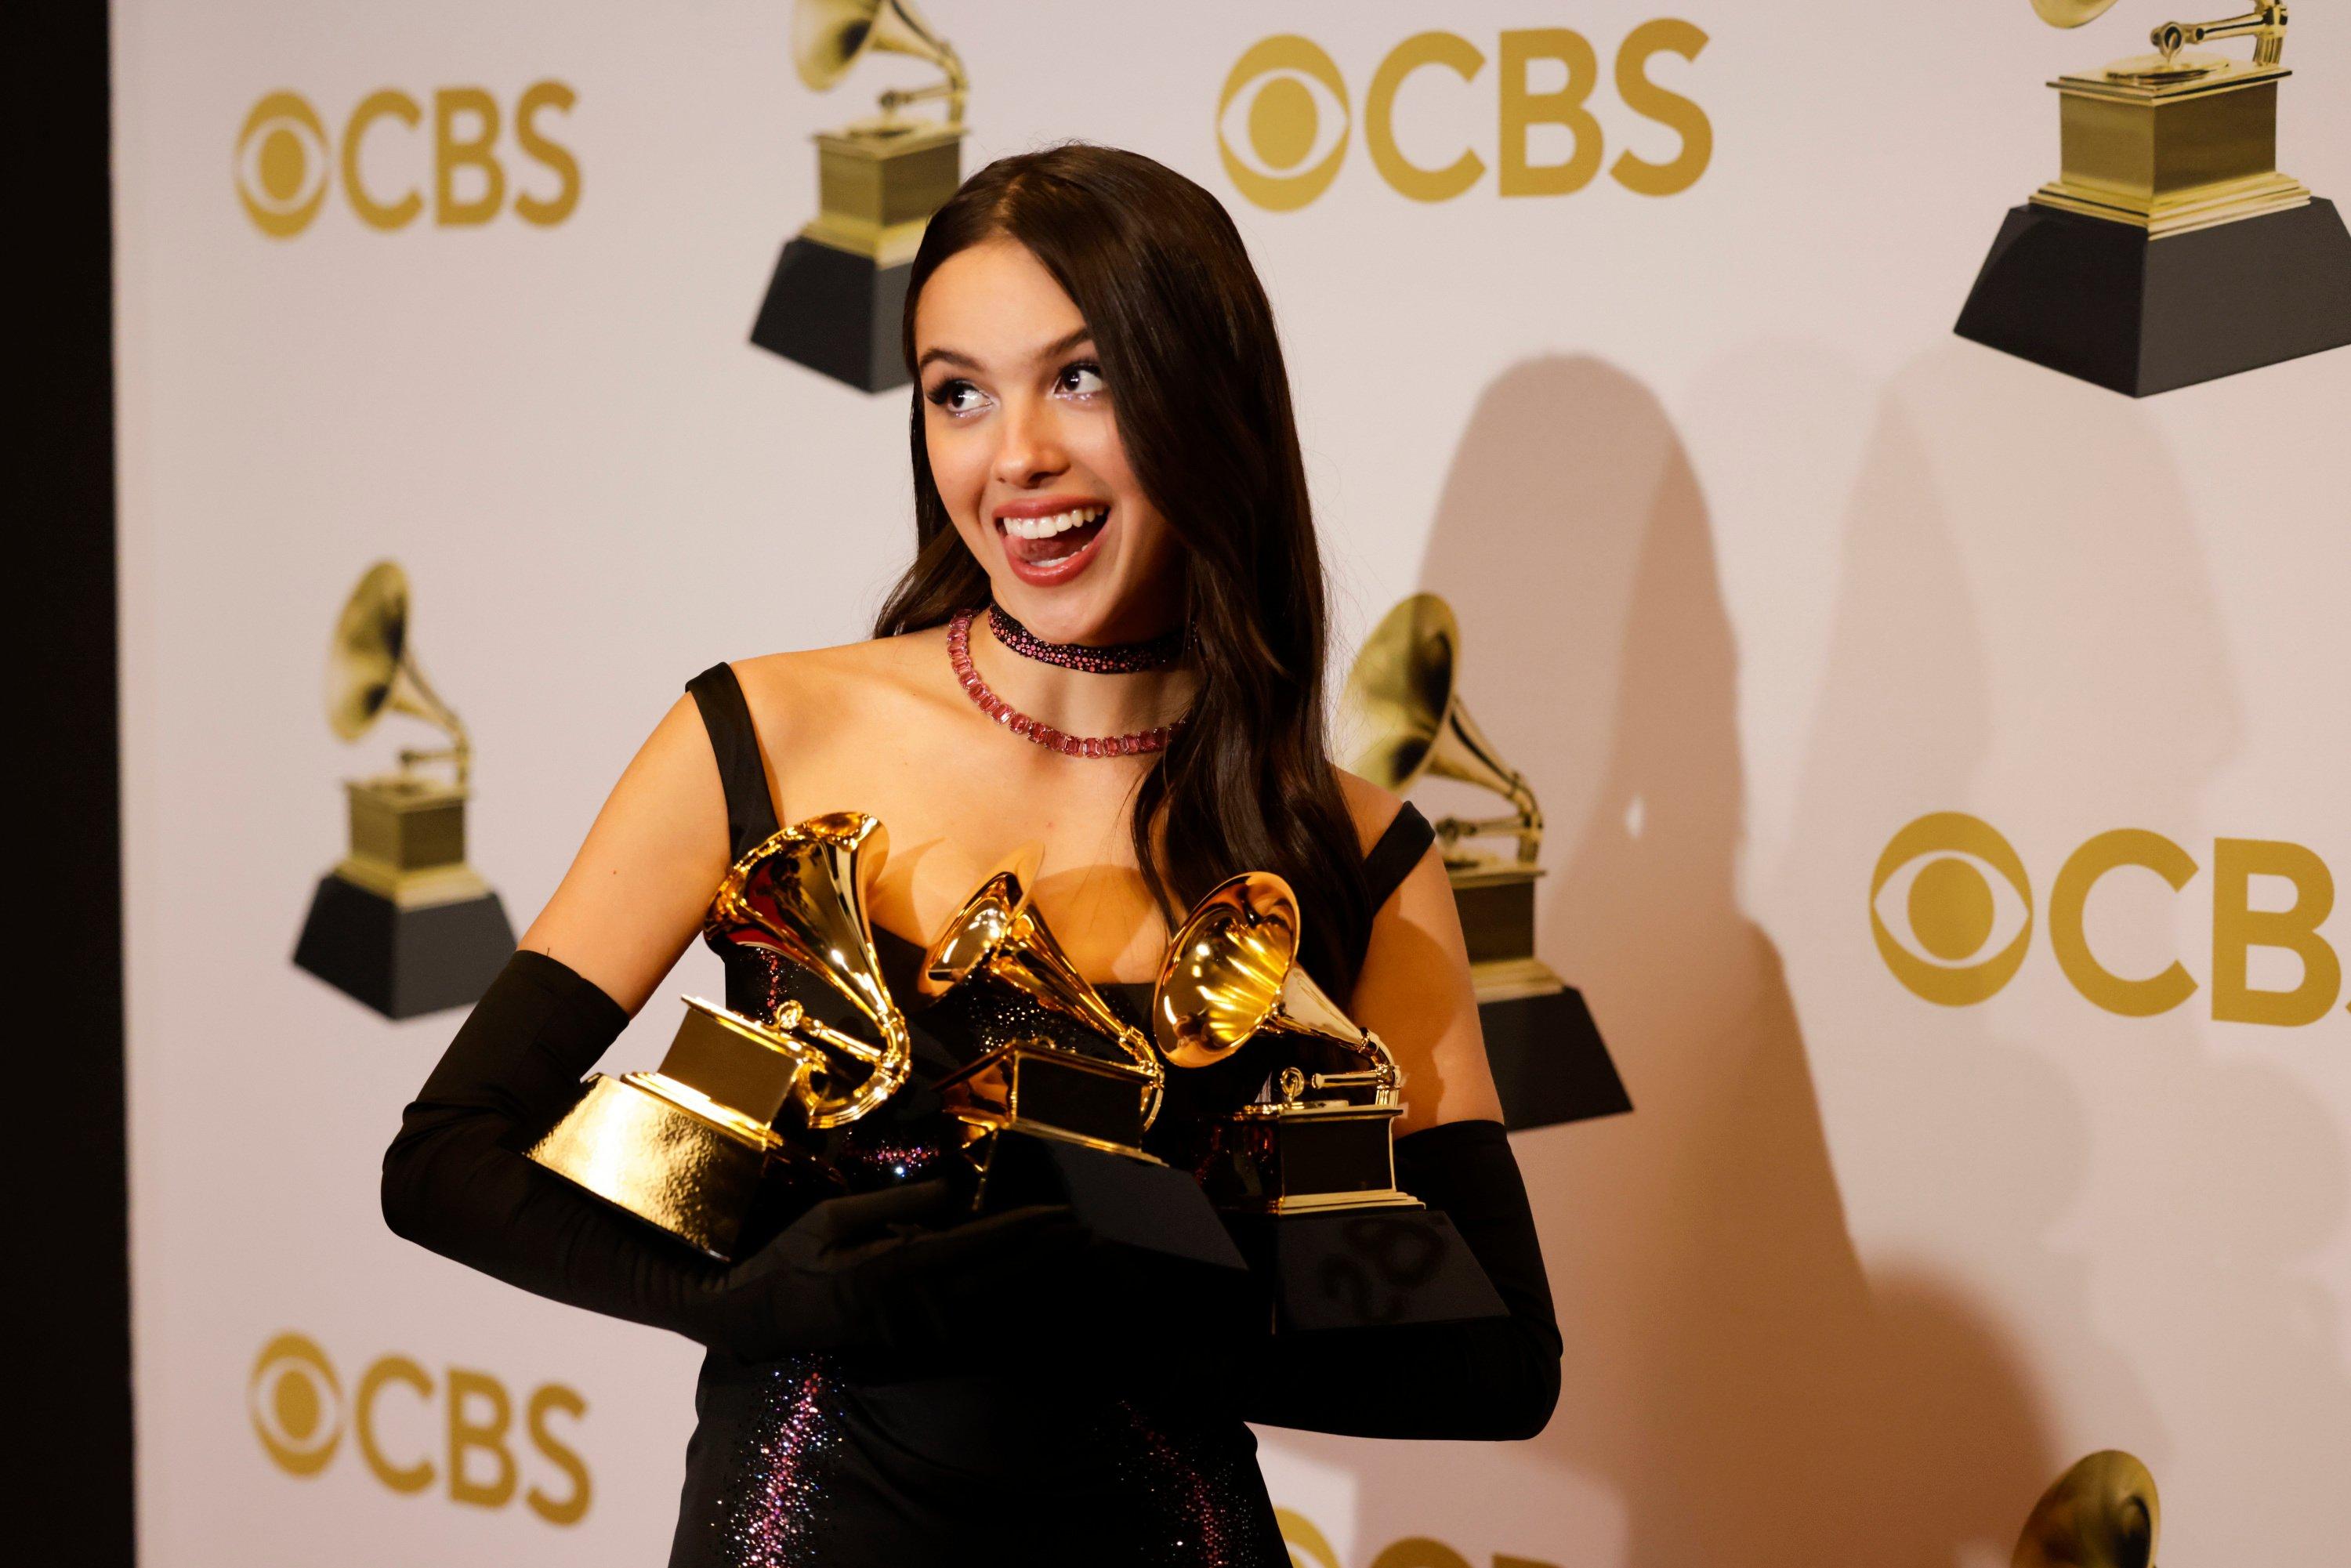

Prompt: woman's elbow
[
  {"left": 1486, "top": 1334, "right": 1562, "bottom": 1440},
  {"left": 1502, "top": 1360, "right": 1561, "bottom": 1439},
  {"left": 379, "top": 1117, "right": 465, "bottom": 1249},
  {"left": 379, "top": 1141, "right": 431, "bottom": 1244}
]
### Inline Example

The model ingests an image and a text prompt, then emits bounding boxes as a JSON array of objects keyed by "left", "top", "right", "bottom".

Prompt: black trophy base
[
  {"left": 1956, "top": 198, "right": 2351, "bottom": 396},
  {"left": 1225, "top": 1208, "right": 1506, "bottom": 1331},
  {"left": 292, "top": 873, "right": 514, "bottom": 1019},
  {"left": 750, "top": 236, "right": 911, "bottom": 393},
  {"left": 976, "top": 1128, "right": 1246, "bottom": 1275},
  {"left": 1480, "top": 985, "right": 1631, "bottom": 1132}
]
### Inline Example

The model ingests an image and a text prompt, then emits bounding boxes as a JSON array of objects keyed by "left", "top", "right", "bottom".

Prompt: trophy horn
[
  {"left": 707, "top": 811, "right": 911, "bottom": 1129},
  {"left": 921, "top": 844, "right": 1165, "bottom": 1127},
  {"left": 792, "top": 0, "right": 969, "bottom": 123},
  {"left": 326, "top": 560, "right": 471, "bottom": 786},
  {"left": 1151, "top": 872, "right": 1399, "bottom": 1101},
  {"left": 1341, "top": 593, "right": 1541, "bottom": 865},
  {"left": 2012, "top": 1450, "right": 2161, "bottom": 1568}
]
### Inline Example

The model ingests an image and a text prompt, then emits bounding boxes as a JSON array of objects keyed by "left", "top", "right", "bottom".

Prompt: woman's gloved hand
[{"left": 712, "top": 1179, "right": 1088, "bottom": 1361}]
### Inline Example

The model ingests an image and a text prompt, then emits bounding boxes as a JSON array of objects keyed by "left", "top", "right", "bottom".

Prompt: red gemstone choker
[
  {"left": 947, "top": 608, "right": 1184, "bottom": 758},
  {"left": 986, "top": 603, "right": 1185, "bottom": 674}
]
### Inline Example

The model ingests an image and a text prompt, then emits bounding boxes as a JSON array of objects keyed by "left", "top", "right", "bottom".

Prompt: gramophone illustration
[
  {"left": 2012, "top": 1450, "right": 2161, "bottom": 1568},
  {"left": 1153, "top": 871, "right": 1505, "bottom": 1327},
  {"left": 1344, "top": 593, "right": 1557, "bottom": 1004},
  {"left": 1339, "top": 593, "right": 1628, "bottom": 1132},
  {"left": 751, "top": 0, "right": 968, "bottom": 391},
  {"left": 292, "top": 562, "right": 514, "bottom": 1019},
  {"left": 1956, "top": 2, "right": 2351, "bottom": 394},
  {"left": 525, "top": 813, "right": 912, "bottom": 1260}
]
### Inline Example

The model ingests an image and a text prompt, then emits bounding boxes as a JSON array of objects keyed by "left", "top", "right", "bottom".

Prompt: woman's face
[{"left": 914, "top": 237, "right": 1183, "bottom": 645}]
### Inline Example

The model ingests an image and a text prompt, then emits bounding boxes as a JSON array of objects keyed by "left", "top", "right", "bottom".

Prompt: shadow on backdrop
[
  {"left": 1281, "top": 355, "right": 2059, "bottom": 1566},
  {"left": 1770, "top": 340, "right": 2349, "bottom": 1564}
]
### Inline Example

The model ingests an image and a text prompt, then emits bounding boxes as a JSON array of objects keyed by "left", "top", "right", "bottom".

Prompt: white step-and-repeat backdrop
[{"left": 112, "top": 2, "right": 2350, "bottom": 1562}]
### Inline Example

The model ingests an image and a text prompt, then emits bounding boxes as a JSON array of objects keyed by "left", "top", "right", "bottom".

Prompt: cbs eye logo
[
  {"left": 1217, "top": 37, "right": 1352, "bottom": 212},
  {"left": 249, "top": 1331, "right": 344, "bottom": 1474},
  {"left": 1870, "top": 813, "right": 2034, "bottom": 1006},
  {"left": 236, "top": 94, "right": 333, "bottom": 238}
]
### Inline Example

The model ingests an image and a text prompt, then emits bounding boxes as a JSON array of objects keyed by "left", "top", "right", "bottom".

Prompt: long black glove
[
  {"left": 381, "top": 949, "right": 1085, "bottom": 1362},
  {"left": 1233, "top": 1118, "right": 1562, "bottom": 1440}
]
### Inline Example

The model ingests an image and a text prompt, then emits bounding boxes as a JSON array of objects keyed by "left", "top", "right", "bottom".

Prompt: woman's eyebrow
[
  {"left": 916, "top": 345, "right": 980, "bottom": 373},
  {"left": 915, "top": 327, "right": 1095, "bottom": 376}
]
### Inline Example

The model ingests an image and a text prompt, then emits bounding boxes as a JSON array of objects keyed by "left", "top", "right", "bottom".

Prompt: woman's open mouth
[{"left": 996, "top": 503, "right": 1110, "bottom": 586}]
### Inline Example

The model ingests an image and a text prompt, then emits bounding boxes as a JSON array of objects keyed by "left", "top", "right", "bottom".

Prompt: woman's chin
[{"left": 989, "top": 578, "right": 1131, "bottom": 646}]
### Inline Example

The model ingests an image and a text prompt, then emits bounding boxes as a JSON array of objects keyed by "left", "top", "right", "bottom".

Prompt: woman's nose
[{"left": 991, "top": 397, "right": 1069, "bottom": 487}]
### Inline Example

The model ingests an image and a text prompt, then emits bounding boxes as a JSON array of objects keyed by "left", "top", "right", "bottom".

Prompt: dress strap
[
  {"left": 685, "top": 663, "right": 781, "bottom": 863},
  {"left": 1361, "top": 801, "right": 1437, "bottom": 911}
]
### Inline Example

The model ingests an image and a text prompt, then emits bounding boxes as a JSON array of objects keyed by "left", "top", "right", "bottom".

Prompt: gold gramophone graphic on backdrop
[
  {"left": 1342, "top": 593, "right": 1560, "bottom": 1004},
  {"left": 1956, "top": 2, "right": 2351, "bottom": 394},
  {"left": 2012, "top": 1450, "right": 2161, "bottom": 1568},
  {"left": 525, "top": 813, "right": 913, "bottom": 1260},
  {"left": 750, "top": 0, "right": 968, "bottom": 391},
  {"left": 292, "top": 562, "right": 514, "bottom": 1019},
  {"left": 918, "top": 843, "right": 1167, "bottom": 1159},
  {"left": 1339, "top": 593, "right": 1629, "bottom": 1135}
]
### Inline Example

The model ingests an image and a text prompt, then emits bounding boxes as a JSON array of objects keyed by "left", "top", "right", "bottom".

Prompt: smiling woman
[
  {"left": 381, "top": 142, "right": 1556, "bottom": 1567},
  {"left": 878, "top": 146, "right": 1382, "bottom": 988}
]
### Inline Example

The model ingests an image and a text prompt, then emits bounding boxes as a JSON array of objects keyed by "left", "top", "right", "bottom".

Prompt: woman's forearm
[{"left": 379, "top": 949, "right": 741, "bottom": 1346}]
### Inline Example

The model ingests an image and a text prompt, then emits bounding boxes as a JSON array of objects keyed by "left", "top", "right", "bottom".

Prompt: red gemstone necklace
[{"left": 946, "top": 607, "right": 1186, "bottom": 758}]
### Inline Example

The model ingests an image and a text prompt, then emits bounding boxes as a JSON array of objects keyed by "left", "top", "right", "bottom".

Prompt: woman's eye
[
  {"left": 926, "top": 379, "right": 986, "bottom": 416},
  {"left": 1057, "top": 361, "right": 1107, "bottom": 399}
]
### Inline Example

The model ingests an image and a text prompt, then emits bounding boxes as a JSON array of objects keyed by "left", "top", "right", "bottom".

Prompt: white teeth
[{"left": 1002, "top": 505, "right": 1105, "bottom": 540}]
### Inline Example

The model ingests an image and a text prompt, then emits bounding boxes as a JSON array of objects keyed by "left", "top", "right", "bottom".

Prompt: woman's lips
[{"left": 998, "top": 511, "right": 1109, "bottom": 586}]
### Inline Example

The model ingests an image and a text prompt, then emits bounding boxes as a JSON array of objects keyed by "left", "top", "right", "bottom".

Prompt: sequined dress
[{"left": 670, "top": 662, "right": 1430, "bottom": 1568}]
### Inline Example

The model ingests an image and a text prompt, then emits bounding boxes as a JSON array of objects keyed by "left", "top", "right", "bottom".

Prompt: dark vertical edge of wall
[{"left": 15, "top": 2, "right": 136, "bottom": 1559}]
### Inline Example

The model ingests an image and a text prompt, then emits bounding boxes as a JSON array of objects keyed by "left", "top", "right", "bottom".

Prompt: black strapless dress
[{"left": 668, "top": 664, "right": 1434, "bottom": 1567}]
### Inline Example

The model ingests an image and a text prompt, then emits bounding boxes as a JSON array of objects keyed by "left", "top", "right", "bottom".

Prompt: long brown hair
[{"left": 871, "top": 143, "right": 1375, "bottom": 996}]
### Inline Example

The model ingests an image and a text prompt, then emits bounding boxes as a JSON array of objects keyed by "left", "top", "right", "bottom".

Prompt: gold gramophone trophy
[
  {"left": 525, "top": 812, "right": 913, "bottom": 1260},
  {"left": 750, "top": 0, "right": 967, "bottom": 391},
  {"left": 292, "top": 562, "right": 514, "bottom": 1019},
  {"left": 921, "top": 844, "right": 1165, "bottom": 1153},
  {"left": 1152, "top": 872, "right": 1506, "bottom": 1327},
  {"left": 1154, "top": 872, "right": 1411, "bottom": 1214},
  {"left": 2012, "top": 1450, "right": 2161, "bottom": 1568},
  {"left": 918, "top": 848, "right": 1244, "bottom": 1271},
  {"left": 1957, "top": 2, "right": 2351, "bottom": 393}
]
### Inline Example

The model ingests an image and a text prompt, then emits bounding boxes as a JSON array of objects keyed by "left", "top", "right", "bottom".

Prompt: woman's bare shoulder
[
  {"left": 730, "top": 626, "right": 954, "bottom": 737},
  {"left": 1334, "top": 767, "right": 1408, "bottom": 856}
]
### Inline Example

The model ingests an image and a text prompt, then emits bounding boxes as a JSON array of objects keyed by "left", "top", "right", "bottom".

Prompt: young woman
[{"left": 382, "top": 143, "right": 1559, "bottom": 1566}]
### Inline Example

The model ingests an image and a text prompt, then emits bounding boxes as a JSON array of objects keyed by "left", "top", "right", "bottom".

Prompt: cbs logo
[
  {"left": 248, "top": 1331, "right": 590, "bottom": 1525},
  {"left": 1277, "top": 1508, "right": 1564, "bottom": 1568},
  {"left": 235, "top": 82, "right": 579, "bottom": 239},
  {"left": 1216, "top": 23, "right": 1710, "bottom": 212},
  {"left": 1872, "top": 813, "right": 2346, "bottom": 1025}
]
